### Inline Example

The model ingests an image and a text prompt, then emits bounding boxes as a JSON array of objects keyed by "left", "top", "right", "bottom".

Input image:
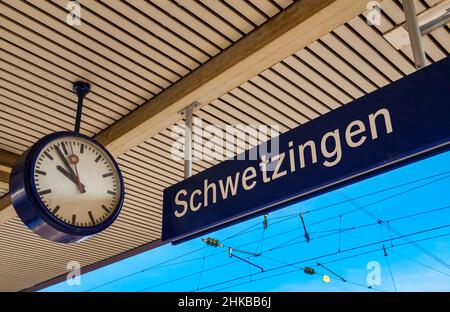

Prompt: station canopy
[{"left": 0, "top": 0, "right": 449, "bottom": 291}]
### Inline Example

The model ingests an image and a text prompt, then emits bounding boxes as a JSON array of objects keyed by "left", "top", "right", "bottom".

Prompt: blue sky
[{"left": 44, "top": 151, "right": 450, "bottom": 292}]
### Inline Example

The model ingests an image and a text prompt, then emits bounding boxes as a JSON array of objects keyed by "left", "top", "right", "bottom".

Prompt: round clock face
[{"left": 32, "top": 135, "right": 122, "bottom": 228}]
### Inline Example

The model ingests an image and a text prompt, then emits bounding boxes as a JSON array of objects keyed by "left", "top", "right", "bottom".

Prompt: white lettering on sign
[{"left": 174, "top": 108, "right": 394, "bottom": 217}]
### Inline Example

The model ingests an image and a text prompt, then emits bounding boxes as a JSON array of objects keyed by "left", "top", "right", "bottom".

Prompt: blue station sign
[{"left": 162, "top": 57, "right": 450, "bottom": 243}]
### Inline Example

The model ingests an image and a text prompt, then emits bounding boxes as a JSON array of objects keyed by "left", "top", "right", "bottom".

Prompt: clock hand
[
  {"left": 55, "top": 144, "right": 86, "bottom": 193},
  {"left": 56, "top": 165, "right": 78, "bottom": 184},
  {"left": 56, "top": 165, "right": 86, "bottom": 193},
  {"left": 69, "top": 142, "right": 84, "bottom": 194},
  {"left": 54, "top": 144, "right": 77, "bottom": 179}
]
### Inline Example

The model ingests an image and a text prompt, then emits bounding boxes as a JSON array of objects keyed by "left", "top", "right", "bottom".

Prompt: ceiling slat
[{"left": 1, "top": 0, "right": 448, "bottom": 292}]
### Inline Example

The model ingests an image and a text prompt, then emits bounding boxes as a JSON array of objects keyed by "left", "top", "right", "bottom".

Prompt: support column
[
  {"left": 403, "top": 0, "right": 427, "bottom": 69},
  {"left": 184, "top": 105, "right": 193, "bottom": 179}
]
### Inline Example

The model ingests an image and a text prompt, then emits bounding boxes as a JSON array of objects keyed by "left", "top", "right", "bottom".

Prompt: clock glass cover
[
  {"left": 9, "top": 131, "right": 124, "bottom": 243},
  {"left": 33, "top": 135, "right": 122, "bottom": 227}
]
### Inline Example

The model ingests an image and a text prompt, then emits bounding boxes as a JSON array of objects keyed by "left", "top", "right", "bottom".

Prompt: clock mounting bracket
[
  {"left": 8, "top": 80, "right": 125, "bottom": 243},
  {"left": 73, "top": 81, "right": 91, "bottom": 134}
]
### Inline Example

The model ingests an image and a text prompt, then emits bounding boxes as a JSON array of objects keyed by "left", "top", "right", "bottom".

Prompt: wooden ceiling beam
[
  {"left": 0, "top": 194, "right": 14, "bottom": 224},
  {"left": 0, "top": 149, "right": 16, "bottom": 221},
  {"left": 0, "top": 149, "right": 17, "bottom": 175},
  {"left": 95, "top": 0, "right": 367, "bottom": 156},
  {"left": 0, "top": 171, "right": 9, "bottom": 188},
  {"left": 0, "top": 0, "right": 367, "bottom": 225}
]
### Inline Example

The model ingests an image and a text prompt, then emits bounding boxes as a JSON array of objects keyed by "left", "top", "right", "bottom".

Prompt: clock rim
[{"left": 10, "top": 131, "right": 125, "bottom": 241}]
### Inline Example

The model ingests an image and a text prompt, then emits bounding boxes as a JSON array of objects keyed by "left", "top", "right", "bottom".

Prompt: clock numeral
[
  {"left": 95, "top": 155, "right": 102, "bottom": 163},
  {"left": 88, "top": 211, "right": 96, "bottom": 225},
  {"left": 80, "top": 143, "right": 84, "bottom": 154},
  {"left": 38, "top": 189, "right": 52, "bottom": 196},
  {"left": 107, "top": 190, "right": 116, "bottom": 196},
  {"left": 71, "top": 214, "right": 77, "bottom": 225},
  {"left": 52, "top": 205, "right": 60, "bottom": 214},
  {"left": 102, "top": 172, "right": 113, "bottom": 178},
  {"left": 102, "top": 205, "right": 111, "bottom": 213},
  {"left": 35, "top": 170, "right": 47, "bottom": 176},
  {"left": 43, "top": 151, "right": 53, "bottom": 160}
]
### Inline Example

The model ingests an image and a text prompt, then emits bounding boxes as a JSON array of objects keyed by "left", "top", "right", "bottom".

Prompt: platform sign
[{"left": 162, "top": 57, "right": 450, "bottom": 243}]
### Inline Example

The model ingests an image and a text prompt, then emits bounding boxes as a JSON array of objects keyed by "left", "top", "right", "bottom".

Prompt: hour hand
[
  {"left": 55, "top": 144, "right": 76, "bottom": 177},
  {"left": 56, "top": 165, "right": 86, "bottom": 193}
]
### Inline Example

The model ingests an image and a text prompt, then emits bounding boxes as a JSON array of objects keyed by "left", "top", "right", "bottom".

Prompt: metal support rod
[
  {"left": 184, "top": 105, "right": 193, "bottom": 178},
  {"left": 230, "top": 253, "right": 264, "bottom": 272},
  {"left": 419, "top": 0, "right": 450, "bottom": 36},
  {"left": 73, "top": 81, "right": 91, "bottom": 133},
  {"left": 228, "top": 247, "right": 260, "bottom": 257},
  {"left": 403, "top": 0, "right": 427, "bottom": 69},
  {"left": 317, "top": 263, "right": 346, "bottom": 282},
  {"left": 383, "top": 245, "right": 388, "bottom": 257},
  {"left": 300, "top": 212, "right": 310, "bottom": 243}
]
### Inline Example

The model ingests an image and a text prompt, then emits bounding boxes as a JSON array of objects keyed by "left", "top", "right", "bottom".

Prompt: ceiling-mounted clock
[{"left": 9, "top": 82, "right": 124, "bottom": 243}]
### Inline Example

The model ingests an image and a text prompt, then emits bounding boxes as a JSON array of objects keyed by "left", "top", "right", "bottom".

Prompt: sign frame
[{"left": 162, "top": 57, "right": 450, "bottom": 244}]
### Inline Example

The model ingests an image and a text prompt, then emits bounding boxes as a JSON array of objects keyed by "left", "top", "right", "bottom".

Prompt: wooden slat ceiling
[
  {"left": 0, "top": 186, "right": 8, "bottom": 198},
  {"left": 0, "top": 0, "right": 449, "bottom": 291}
]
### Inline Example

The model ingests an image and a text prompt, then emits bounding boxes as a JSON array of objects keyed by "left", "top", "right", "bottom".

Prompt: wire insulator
[
  {"left": 202, "top": 237, "right": 224, "bottom": 248},
  {"left": 303, "top": 267, "right": 316, "bottom": 275}
]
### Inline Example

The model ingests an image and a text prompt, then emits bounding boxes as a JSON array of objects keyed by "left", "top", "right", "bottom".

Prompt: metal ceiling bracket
[
  {"left": 179, "top": 102, "right": 199, "bottom": 179},
  {"left": 384, "top": 0, "right": 450, "bottom": 50},
  {"left": 403, "top": 0, "right": 427, "bottom": 69},
  {"left": 419, "top": 0, "right": 450, "bottom": 35},
  {"left": 73, "top": 81, "right": 91, "bottom": 133}
]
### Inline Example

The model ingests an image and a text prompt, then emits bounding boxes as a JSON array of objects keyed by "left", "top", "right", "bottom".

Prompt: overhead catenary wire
[
  {"left": 304, "top": 170, "right": 450, "bottom": 214},
  {"left": 85, "top": 201, "right": 450, "bottom": 291},
  {"left": 216, "top": 272, "right": 383, "bottom": 292},
  {"left": 317, "top": 262, "right": 346, "bottom": 282},
  {"left": 229, "top": 230, "right": 450, "bottom": 292},
  {"left": 226, "top": 172, "right": 450, "bottom": 248},
  {"left": 378, "top": 221, "right": 397, "bottom": 292},
  {"left": 84, "top": 172, "right": 450, "bottom": 291},
  {"left": 339, "top": 191, "right": 450, "bottom": 270},
  {"left": 339, "top": 193, "right": 450, "bottom": 288},
  {"left": 196, "top": 257, "right": 206, "bottom": 291},
  {"left": 169, "top": 202, "right": 450, "bottom": 269},
  {"left": 237, "top": 202, "right": 450, "bottom": 254},
  {"left": 260, "top": 223, "right": 450, "bottom": 259},
  {"left": 213, "top": 263, "right": 383, "bottom": 292},
  {"left": 222, "top": 171, "right": 450, "bottom": 239},
  {"left": 385, "top": 222, "right": 450, "bottom": 270},
  {"left": 338, "top": 215, "right": 342, "bottom": 252},
  {"left": 314, "top": 212, "right": 450, "bottom": 279},
  {"left": 384, "top": 250, "right": 397, "bottom": 292},
  {"left": 85, "top": 245, "right": 209, "bottom": 292},
  {"left": 135, "top": 224, "right": 450, "bottom": 292},
  {"left": 390, "top": 249, "right": 450, "bottom": 278},
  {"left": 204, "top": 230, "right": 450, "bottom": 292},
  {"left": 193, "top": 228, "right": 450, "bottom": 292},
  {"left": 136, "top": 260, "right": 241, "bottom": 292},
  {"left": 308, "top": 173, "right": 450, "bottom": 226},
  {"left": 217, "top": 171, "right": 450, "bottom": 239}
]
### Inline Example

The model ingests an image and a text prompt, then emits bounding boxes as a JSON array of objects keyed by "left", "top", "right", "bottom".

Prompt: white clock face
[{"left": 33, "top": 136, "right": 122, "bottom": 228}]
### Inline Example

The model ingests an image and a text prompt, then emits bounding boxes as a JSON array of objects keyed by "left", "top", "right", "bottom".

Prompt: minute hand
[
  {"left": 54, "top": 145, "right": 86, "bottom": 193},
  {"left": 54, "top": 144, "right": 76, "bottom": 177},
  {"left": 56, "top": 165, "right": 86, "bottom": 193}
]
